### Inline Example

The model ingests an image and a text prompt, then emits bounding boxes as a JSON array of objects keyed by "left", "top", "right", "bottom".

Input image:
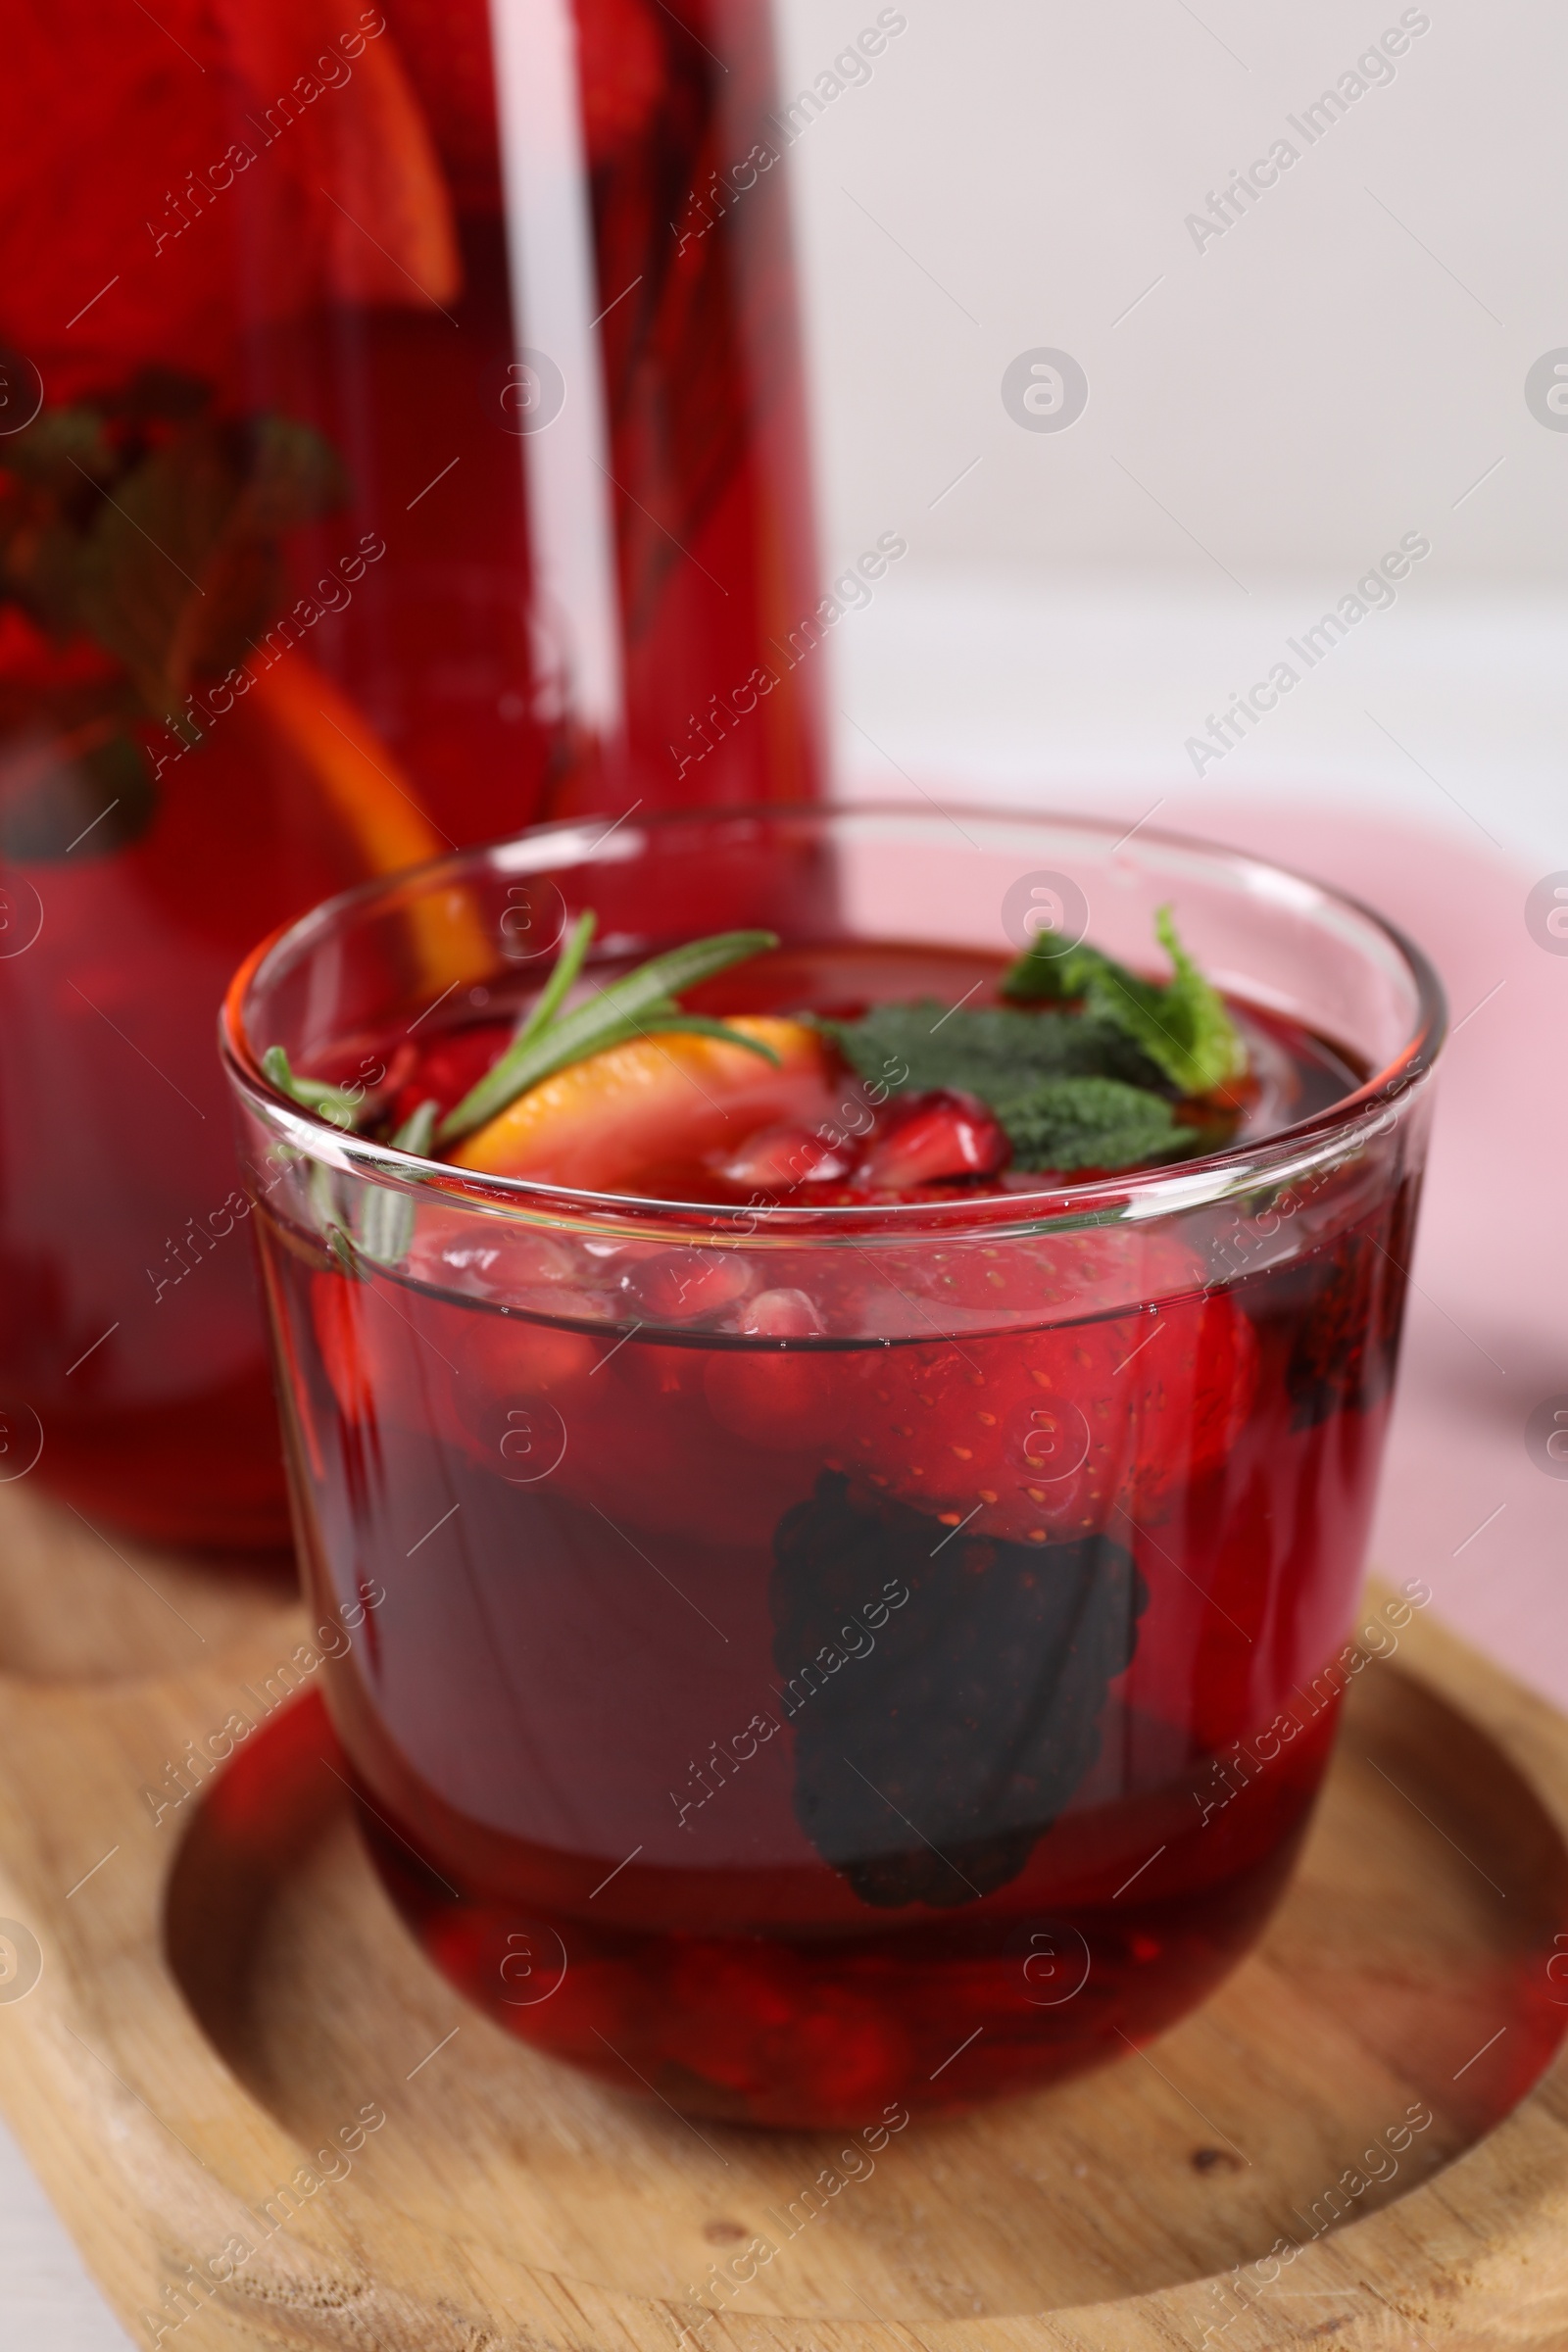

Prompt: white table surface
[{"left": 5, "top": 574, "right": 1564, "bottom": 2344}]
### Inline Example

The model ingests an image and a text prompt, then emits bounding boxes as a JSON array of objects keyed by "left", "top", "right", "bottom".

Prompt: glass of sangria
[
  {"left": 220, "top": 806, "right": 1444, "bottom": 2127},
  {"left": 1, "top": 0, "right": 821, "bottom": 1547}
]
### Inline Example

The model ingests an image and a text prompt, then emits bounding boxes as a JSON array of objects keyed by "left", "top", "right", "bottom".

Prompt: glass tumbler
[
  {"left": 220, "top": 806, "right": 1444, "bottom": 2127},
  {"left": 1, "top": 0, "right": 821, "bottom": 1547}
]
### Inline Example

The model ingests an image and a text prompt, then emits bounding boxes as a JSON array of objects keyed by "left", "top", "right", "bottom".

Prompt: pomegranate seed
[
  {"left": 623, "top": 1250, "right": 756, "bottom": 1322},
  {"left": 742, "top": 1288, "right": 823, "bottom": 1338},
  {"left": 856, "top": 1091, "right": 1011, "bottom": 1192},
  {"left": 715, "top": 1124, "right": 853, "bottom": 1190}
]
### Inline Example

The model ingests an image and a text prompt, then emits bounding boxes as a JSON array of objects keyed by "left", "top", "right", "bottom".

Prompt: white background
[{"left": 783, "top": 0, "right": 1568, "bottom": 587}]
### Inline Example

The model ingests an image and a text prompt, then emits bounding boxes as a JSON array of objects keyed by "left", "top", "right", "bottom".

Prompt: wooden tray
[{"left": 2, "top": 1479, "right": 1567, "bottom": 2352}]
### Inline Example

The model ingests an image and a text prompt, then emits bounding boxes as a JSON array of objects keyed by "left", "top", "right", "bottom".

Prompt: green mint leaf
[
  {"left": 820, "top": 1000, "right": 1167, "bottom": 1099},
  {"left": 75, "top": 430, "right": 242, "bottom": 715},
  {"left": 236, "top": 414, "right": 351, "bottom": 537},
  {"left": 1, "top": 406, "right": 116, "bottom": 500},
  {"left": 992, "top": 1076, "right": 1184, "bottom": 1172},
  {"left": 821, "top": 984, "right": 1227, "bottom": 1173},
  {"left": 2, "top": 392, "right": 349, "bottom": 723},
  {"left": 1002, "top": 906, "right": 1247, "bottom": 1097},
  {"left": 1074, "top": 913, "right": 1245, "bottom": 1097},
  {"left": 1149, "top": 905, "right": 1248, "bottom": 1094},
  {"left": 358, "top": 1099, "right": 438, "bottom": 1267},
  {"left": 1000, "top": 934, "right": 1134, "bottom": 1005},
  {"left": 190, "top": 416, "right": 349, "bottom": 678},
  {"left": 439, "top": 926, "right": 780, "bottom": 1143}
]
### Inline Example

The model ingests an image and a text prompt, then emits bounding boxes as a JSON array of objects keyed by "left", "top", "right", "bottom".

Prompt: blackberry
[{"left": 770, "top": 1473, "right": 1147, "bottom": 1909}]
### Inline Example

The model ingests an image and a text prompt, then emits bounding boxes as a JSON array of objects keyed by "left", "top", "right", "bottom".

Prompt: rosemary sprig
[
  {"left": 513, "top": 908, "right": 596, "bottom": 1051},
  {"left": 437, "top": 922, "right": 783, "bottom": 1145},
  {"left": 261, "top": 1045, "right": 368, "bottom": 1265},
  {"left": 358, "top": 1099, "right": 439, "bottom": 1267},
  {"left": 259, "top": 920, "right": 786, "bottom": 1168},
  {"left": 261, "top": 1044, "right": 368, "bottom": 1132}
]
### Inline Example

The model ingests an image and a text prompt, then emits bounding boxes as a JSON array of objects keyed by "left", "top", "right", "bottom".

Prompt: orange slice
[
  {"left": 451, "top": 1017, "right": 836, "bottom": 1190},
  {"left": 250, "top": 653, "right": 490, "bottom": 990},
  {"left": 218, "top": 0, "right": 461, "bottom": 307}
]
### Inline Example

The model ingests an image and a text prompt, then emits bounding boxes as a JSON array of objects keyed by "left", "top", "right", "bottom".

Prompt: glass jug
[{"left": 0, "top": 0, "right": 822, "bottom": 1547}]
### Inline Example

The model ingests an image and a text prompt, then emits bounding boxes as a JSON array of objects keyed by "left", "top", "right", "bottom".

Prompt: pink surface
[{"left": 1174, "top": 801, "right": 1567, "bottom": 1706}]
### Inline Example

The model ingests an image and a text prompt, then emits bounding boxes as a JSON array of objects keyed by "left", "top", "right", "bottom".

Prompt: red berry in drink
[
  {"left": 854, "top": 1090, "right": 1011, "bottom": 1193},
  {"left": 843, "top": 1279, "right": 1257, "bottom": 1546},
  {"left": 713, "top": 1123, "right": 852, "bottom": 1190}
]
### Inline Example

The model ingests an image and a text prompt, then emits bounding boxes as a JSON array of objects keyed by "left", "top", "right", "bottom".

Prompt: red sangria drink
[
  {"left": 0, "top": 0, "right": 822, "bottom": 1546},
  {"left": 221, "top": 808, "right": 1444, "bottom": 2126}
]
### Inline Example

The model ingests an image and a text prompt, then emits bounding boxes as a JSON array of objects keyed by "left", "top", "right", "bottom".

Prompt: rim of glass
[{"left": 220, "top": 803, "right": 1447, "bottom": 1241}]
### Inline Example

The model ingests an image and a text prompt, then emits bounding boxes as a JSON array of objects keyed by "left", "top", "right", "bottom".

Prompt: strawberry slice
[
  {"left": 841, "top": 1272, "right": 1257, "bottom": 1547},
  {"left": 449, "top": 1016, "right": 837, "bottom": 1192}
]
